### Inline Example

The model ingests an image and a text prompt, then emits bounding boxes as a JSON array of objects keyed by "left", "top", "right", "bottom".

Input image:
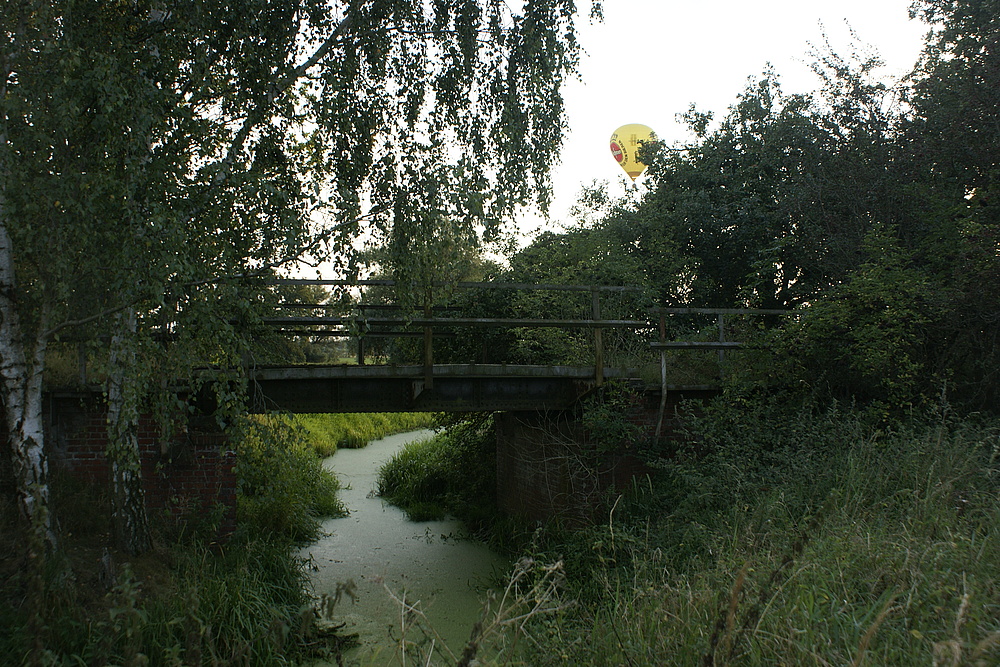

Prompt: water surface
[{"left": 302, "top": 429, "right": 509, "bottom": 663}]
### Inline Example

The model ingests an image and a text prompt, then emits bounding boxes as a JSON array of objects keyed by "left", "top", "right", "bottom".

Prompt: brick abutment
[
  {"left": 39, "top": 386, "right": 711, "bottom": 535},
  {"left": 44, "top": 394, "right": 236, "bottom": 538}
]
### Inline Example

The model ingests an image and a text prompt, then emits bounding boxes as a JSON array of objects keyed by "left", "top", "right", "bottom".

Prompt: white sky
[{"left": 520, "top": 0, "right": 930, "bottom": 239}]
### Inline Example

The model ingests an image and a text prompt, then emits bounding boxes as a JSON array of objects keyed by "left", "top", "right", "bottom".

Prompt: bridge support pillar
[
  {"left": 44, "top": 394, "right": 237, "bottom": 538},
  {"left": 495, "top": 411, "right": 649, "bottom": 524}
]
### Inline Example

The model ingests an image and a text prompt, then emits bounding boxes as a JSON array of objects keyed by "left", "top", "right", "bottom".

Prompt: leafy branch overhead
[{"left": 0, "top": 0, "right": 598, "bottom": 553}]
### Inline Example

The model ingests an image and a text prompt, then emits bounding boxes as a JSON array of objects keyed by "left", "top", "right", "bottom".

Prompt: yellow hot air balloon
[{"left": 610, "top": 124, "right": 655, "bottom": 181}]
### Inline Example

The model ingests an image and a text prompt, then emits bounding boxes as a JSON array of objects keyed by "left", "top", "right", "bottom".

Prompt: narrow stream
[{"left": 301, "top": 429, "right": 510, "bottom": 664}]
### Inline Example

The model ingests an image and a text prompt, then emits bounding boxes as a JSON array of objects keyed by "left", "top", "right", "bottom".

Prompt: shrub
[
  {"left": 236, "top": 416, "right": 345, "bottom": 542},
  {"left": 376, "top": 414, "right": 497, "bottom": 530}
]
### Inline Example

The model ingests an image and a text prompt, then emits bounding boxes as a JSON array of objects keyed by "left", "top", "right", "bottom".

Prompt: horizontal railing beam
[
  {"left": 269, "top": 329, "right": 457, "bottom": 339},
  {"left": 650, "top": 341, "right": 744, "bottom": 350},
  {"left": 261, "top": 316, "right": 650, "bottom": 329},
  {"left": 655, "top": 307, "right": 791, "bottom": 316},
  {"left": 270, "top": 279, "right": 645, "bottom": 293}
]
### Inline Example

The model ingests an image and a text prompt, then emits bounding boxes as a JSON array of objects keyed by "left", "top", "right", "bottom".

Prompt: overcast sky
[{"left": 522, "top": 0, "right": 930, "bottom": 238}]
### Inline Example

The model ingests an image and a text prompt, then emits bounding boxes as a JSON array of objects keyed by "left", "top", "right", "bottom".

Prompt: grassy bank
[
  {"left": 514, "top": 408, "right": 1000, "bottom": 665},
  {"left": 373, "top": 404, "right": 999, "bottom": 665},
  {"left": 294, "top": 412, "right": 435, "bottom": 456},
  {"left": 0, "top": 413, "right": 362, "bottom": 665}
]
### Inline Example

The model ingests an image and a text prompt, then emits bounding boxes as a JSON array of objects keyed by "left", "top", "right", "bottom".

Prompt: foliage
[
  {"left": 516, "top": 406, "right": 1000, "bottom": 666},
  {"left": 236, "top": 416, "right": 346, "bottom": 543},
  {"left": 760, "top": 224, "right": 947, "bottom": 410},
  {"left": 377, "top": 414, "right": 498, "bottom": 530},
  {"left": 580, "top": 381, "right": 644, "bottom": 452},
  {"left": 471, "top": 0, "right": 1000, "bottom": 412},
  {"left": 382, "top": 556, "right": 572, "bottom": 667},
  {"left": 1, "top": 0, "right": 598, "bottom": 555}
]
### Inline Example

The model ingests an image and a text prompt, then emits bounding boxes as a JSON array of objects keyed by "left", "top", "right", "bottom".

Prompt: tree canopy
[
  {"left": 503, "top": 0, "right": 1000, "bottom": 411},
  {"left": 1, "top": 0, "right": 599, "bottom": 551}
]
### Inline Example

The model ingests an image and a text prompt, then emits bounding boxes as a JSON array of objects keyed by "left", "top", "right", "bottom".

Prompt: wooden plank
[
  {"left": 270, "top": 278, "right": 645, "bottom": 293},
  {"left": 650, "top": 341, "right": 744, "bottom": 350},
  {"left": 260, "top": 316, "right": 650, "bottom": 329},
  {"left": 270, "top": 330, "right": 457, "bottom": 338},
  {"left": 654, "top": 307, "right": 791, "bottom": 316}
]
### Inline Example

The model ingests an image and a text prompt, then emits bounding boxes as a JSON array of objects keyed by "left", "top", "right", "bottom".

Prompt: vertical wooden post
[
  {"left": 717, "top": 313, "right": 726, "bottom": 378},
  {"left": 423, "top": 302, "right": 434, "bottom": 390},
  {"left": 592, "top": 287, "right": 604, "bottom": 387},
  {"left": 356, "top": 306, "right": 365, "bottom": 365},
  {"left": 656, "top": 310, "right": 667, "bottom": 439}
]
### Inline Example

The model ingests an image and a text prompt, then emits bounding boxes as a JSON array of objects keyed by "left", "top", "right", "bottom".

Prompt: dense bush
[
  {"left": 377, "top": 414, "right": 498, "bottom": 529},
  {"left": 236, "top": 416, "right": 346, "bottom": 543}
]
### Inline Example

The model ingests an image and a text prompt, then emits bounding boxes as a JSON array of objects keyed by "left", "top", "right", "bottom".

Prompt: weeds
[
  {"left": 294, "top": 412, "right": 435, "bottom": 456},
  {"left": 381, "top": 556, "right": 572, "bottom": 666},
  {"left": 512, "top": 411, "right": 1000, "bottom": 666}
]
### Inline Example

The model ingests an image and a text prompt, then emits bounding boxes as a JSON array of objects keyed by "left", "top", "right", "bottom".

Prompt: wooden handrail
[
  {"left": 653, "top": 306, "right": 792, "bottom": 316},
  {"left": 261, "top": 316, "right": 649, "bottom": 329},
  {"left": 650, "top": 341, "right": 744, "bottom": 350},
  {"left": 271, "top": 278, "right": 646, "bottom": 293}
]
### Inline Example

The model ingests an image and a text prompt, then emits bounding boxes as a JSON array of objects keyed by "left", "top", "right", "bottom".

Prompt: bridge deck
[{"left": 248, "top": 364, "right": 640, "bottom": 413}]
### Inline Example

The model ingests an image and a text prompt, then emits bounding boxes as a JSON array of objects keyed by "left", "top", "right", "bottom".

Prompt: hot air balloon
[{"left": 610, "top": 124, "right": 655, "bottom": 181}]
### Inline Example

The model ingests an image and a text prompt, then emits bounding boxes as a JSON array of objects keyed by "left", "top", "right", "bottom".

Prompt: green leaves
[{"left": 780, "top": 224, "right": 942, "bottom": 408}]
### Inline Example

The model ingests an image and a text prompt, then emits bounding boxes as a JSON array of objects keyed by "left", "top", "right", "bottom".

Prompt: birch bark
[
  {"left": 106, "top": 309, "right": 152, "bottom": 555},
  {"left": 0, "top": 206, "right": 56, "bottom": 550},
  {"left": 0, "top": 26, "right": 55, "bottom": 548}
]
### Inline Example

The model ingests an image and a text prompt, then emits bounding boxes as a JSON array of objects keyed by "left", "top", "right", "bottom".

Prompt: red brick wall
[
  {"left": 495, "top": 409, "right": 653, "bottom": 524},
  {"left": 45, "top": 395, "right": 237, "bottom": 538},
  {"left": 495, "top": 387, "right": 717, "bottom": 522}
]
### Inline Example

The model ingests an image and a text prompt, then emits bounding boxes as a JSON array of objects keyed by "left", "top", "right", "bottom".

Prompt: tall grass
[
  {"left": 294, "top": 412, "right": 435, "bottom": 456},
  {"left": 516, "top": 411, "right": 1000, "bottom": 665},
  {"left": 21, "top": 538, "right": 329, "bottom": 666},
  {"left": 377, "top": 414, "right": 497, "bottom": 527}
]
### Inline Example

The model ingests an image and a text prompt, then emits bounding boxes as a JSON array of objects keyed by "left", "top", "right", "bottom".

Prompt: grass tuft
[{"left": 294, "top": 412, "right": 435, "bottom": 456}]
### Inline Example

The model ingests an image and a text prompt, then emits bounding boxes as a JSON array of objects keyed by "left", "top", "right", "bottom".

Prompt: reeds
[{"left": 294, "top": 412, "right": 435, "bottom": 456}]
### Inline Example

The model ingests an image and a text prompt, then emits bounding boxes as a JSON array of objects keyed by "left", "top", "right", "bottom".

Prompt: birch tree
[{"left": 2, "top": 0, "right": 597, "bottom": 554}]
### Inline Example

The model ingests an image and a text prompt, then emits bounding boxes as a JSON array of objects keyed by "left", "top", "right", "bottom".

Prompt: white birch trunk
[
  {"left": 107, "top": 308, "right": 152, "bottom": 555},
  {"left": 0, "top": 210, "right": 56, "bottom": 551},
  {"left": 1, "top": 44, "right": 54, "bottom": 543}
]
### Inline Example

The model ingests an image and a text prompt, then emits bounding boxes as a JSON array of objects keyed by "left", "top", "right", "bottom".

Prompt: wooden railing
[
  {"left": 265, "top": 280, "right": 794, "bottom": 398},
  {"left": 267, "top": 279, "right": 648, "bottom": 389},
  {"left": 649, "top": 307, "right": 793, "bottom": 436}
]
